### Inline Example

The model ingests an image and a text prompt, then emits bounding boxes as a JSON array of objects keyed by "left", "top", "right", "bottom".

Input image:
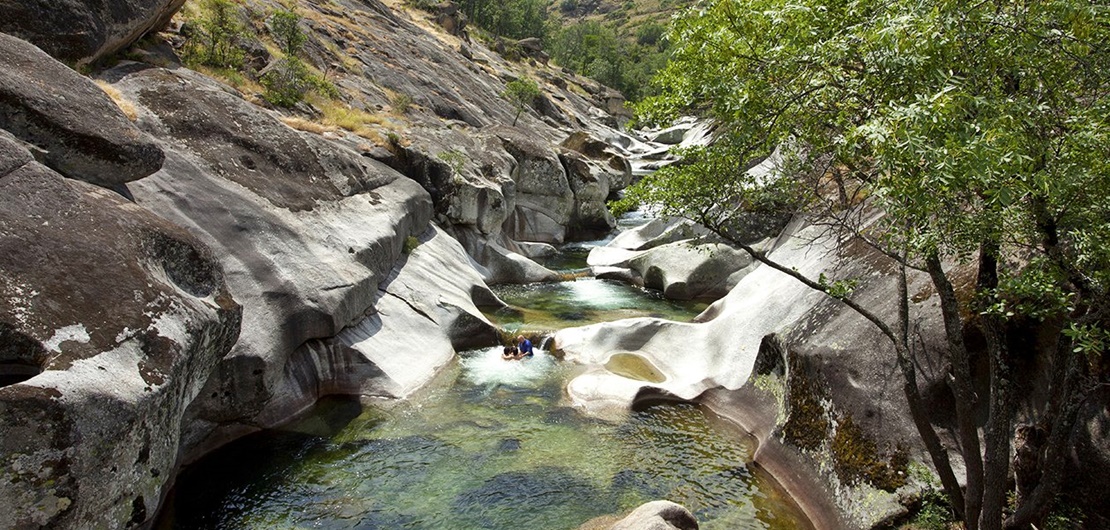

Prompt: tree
[
  {"left": 502, "top": 77, "right": 541, "bottom": 126},
  {"left": 269, "top": 8, "right": 306, "bottom": 57},
  {"left": 185, "top": 0, "right": 247, "bottom": 68},
  {"left": 626, "top": 1, "right": 1110, "bottom": 529}
]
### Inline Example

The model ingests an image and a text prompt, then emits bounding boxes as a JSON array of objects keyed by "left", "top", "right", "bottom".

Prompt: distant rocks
[
  {"left": 0, "top": 0, "right": 185, "bottom": 66},
  {"left": 586, "top": 218, "right": 759, "bottom": 301},
  {"left": 0, "top": 33, "right": 164, "bottom": 187}
]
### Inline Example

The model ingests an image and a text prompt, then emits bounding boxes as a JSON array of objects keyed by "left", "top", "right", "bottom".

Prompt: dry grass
[
  {"left": 94, "top": 80, "right": 139, "bottom": 121},
  {"left": 280, "top": 116, "right": 337, "bottom": 135},
  {"left": 280, "top": 97, "right": 392, "bottom": 145}
]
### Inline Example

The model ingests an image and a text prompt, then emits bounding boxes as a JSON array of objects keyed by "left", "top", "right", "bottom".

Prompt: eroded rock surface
[
  {"left": 0, "top": 0, "right": 184, "bottom": 66},
  {"left": 609, "top": 500, "right": 699, "bottom": 530},
  {"left": 0, "top": 33, "right": 164, "bottom": 187},
  {"left": 0, "top": 136, "right": 240, "bottom": 529},
  {"left": 99, "top": 64, "right": 444, "bottom": 455}
]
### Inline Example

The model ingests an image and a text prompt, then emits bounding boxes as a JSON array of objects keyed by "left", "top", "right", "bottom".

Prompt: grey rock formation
[
  {"left": 497, "top": 127, "right": 575, "bottom": 245},
  {"left": 102, "top": 64, "right": 440, "bottom": 455},
  {"left": 258, "top": 226, "right": 503, "bottom": 425},
  {"left": 587, "top": 218, "right": 757, "bottom": 301},
  {"left": 0, "top": 0, "right": 184, "bottom": 66},
  {"left": 556, "top": 217, "right": 946, "bottom": 528},
  {"left": 0, "top": 34, "right": 164, "bottom": 187},
  {"left": 0, "top": 137, "right": 240, "bottom": 529},
  {"left": 610, "top": 500, "right": 699, "bottom": 530}
]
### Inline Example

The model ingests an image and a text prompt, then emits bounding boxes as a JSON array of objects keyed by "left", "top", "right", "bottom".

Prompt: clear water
[
  {"left": 157, "top": 226, "right": 810, "bottom": 530},
  {"left": 486, "top": 278, "right": 708, "bottom": 333},
  {"left": 156, "top": 348, "right": 811, "bottom": 530}
]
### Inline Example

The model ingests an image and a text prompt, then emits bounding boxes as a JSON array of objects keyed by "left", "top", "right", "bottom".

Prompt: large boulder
[
  {"left": 560, "top": 150, "right": 616, "bottom": 240},
  {"left": 0, "top": 0, "right": 185, "bottom": 66},
  {"left": 268, "top": 226, "right": 504, "bottom": 423},
  {"left": 495, "top": 128, "right": 575, "bottom": 245},
  {"left": 0, "top": 34, "right": 163, "bottom": 187},
  {"left": 103, "top": 64, "right": 436, "bottom": 455},
  {"left": 587, "top": 218, "right": 758, "bottom": 301},
  {"left": 0, "top": 136, "right": 240, "bottom": 529}
]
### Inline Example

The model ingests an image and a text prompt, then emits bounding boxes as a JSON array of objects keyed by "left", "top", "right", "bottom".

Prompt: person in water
[
  {"left": 502, "top": 345, "right": 518, "bottom": 360},
  {"left": 516, "top": 335, "right": 534, "bottom": 358}
]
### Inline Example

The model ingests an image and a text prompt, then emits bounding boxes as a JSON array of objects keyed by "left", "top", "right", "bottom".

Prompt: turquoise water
[{"left": 157, "top": 348, "right": 810, "bottom": 530}]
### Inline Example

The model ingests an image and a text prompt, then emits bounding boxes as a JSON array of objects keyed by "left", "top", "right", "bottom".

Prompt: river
[{"left": 155, "top": 213, "right": 813, "bottom": 530}]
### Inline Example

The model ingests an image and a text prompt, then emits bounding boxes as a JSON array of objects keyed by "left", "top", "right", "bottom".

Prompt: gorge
[{"left": 1, "top": 1, "right": 1107, "bottom": 530}]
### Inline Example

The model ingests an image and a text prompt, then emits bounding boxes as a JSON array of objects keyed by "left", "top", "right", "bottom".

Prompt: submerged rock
[{"left": 609, "top": 500, "right": 699, "bottom": 530}]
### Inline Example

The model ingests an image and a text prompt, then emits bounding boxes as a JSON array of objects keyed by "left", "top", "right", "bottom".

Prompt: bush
[
  {"left": 261, "top": 58, "right": 315, "bottom": 107},
  {"left": 269, "top": 9, "right": 306, "bottom": 57},
  {"left": 908, "top": 489, "right": 955, "bottom": 530}
]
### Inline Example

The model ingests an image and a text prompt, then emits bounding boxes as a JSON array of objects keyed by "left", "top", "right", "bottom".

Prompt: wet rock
[
  {"left": 609, "top": 500, "right": 699, "bottom": 530},
  {"left": 0, "top": 34, "right": 164, "bottom": 187}
]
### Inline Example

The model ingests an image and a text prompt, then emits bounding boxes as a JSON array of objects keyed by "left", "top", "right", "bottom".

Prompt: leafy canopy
[{"left": 631, "top": 0, "right": 1110, "bottom": 325}]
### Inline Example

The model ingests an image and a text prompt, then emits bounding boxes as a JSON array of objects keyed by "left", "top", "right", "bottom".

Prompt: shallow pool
[{"left": 156, "top": 347, "right": 811, "bottom": 530}]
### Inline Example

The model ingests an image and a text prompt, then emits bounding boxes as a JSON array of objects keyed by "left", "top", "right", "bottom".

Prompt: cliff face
[{"left": 0, "top": 0, "right": 635, "bottom": 528}]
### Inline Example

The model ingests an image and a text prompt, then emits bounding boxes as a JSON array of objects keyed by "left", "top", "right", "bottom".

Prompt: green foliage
[
  {"left": 548, "top": 20, "right": 669, "bottom": 101},
  {"left": 1043, "top": 502, "right": 1085, "bottom": 530},
  {"left": 501, "top": 77, "right": 541, "bottom": 126},
  {"left": 269, "top": 8, "right": 306, "bottom": 57},
  {"left": 183, "top": 0, "right": 247, "bottom": 68},
  {"left": 457, "top": 0, "right": 548, "bottom": 40},
  {"left": 402, "top": 235, "right": 420, "bottom": 255},
  {"left": 437, "top": 149, "right": 468, "bottom": 178},
  {"left": 631, "top": 0, "right": 1110, "bottom": 352},
  {"left": 908, "top": 489, "right": 956, "bottom": 530},
  {"left": 261, "top": 58, "right": 315, "bottom": 107},
  {"left": 259, "top": 8, "right": 334, "bottom": 107}
]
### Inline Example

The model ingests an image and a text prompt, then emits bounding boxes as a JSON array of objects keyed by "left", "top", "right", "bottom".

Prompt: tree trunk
[
  {"left": 976, "top": 243, "right": 1015, "bottom": 530},
  {"left": 926, "top": 253, "right": 985, "bottom": 530}
]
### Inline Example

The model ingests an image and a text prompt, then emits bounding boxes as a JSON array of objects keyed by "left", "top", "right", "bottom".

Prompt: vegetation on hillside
[
  {"left": 407, "top": 0, "right": 680, "bottom": 101},
  {"left": 622, "top": 1, "right": 1109, "bottom": 529}
]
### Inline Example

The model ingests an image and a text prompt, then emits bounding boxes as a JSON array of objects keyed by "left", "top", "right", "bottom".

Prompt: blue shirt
[{"left": 518, "top": 339, "right": 533, "bottom": 355}]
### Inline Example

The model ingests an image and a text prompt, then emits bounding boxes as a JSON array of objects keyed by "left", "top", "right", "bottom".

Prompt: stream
[{"left": 155, "top": 213, "right": 813, "bottom": 530}]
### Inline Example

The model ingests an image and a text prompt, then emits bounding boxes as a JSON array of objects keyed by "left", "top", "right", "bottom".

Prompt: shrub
[
  {"left": 269, "top": 8, "right": 306, "bottom": 57},
  {"left": 908, "top": 489, "right": 955, "bottom": 530},
  {"left": 388, "top": 91, "right": 414, "bottom": 114},
  {"left": 261, "top": 57, "right": 315, "bottom": 107}
]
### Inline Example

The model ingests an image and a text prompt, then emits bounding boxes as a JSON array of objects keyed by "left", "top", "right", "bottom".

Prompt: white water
[{"left": 459, "top": 346, "right": 557, "bottom": 388}]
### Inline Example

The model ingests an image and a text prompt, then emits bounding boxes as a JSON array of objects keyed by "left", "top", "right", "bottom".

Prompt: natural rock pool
[
  {"left": 156, "top": 350, "right": 810, "bottom": 529},
  {"left": 156, "top": 276, "right": 811, "bottom": 529}
]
